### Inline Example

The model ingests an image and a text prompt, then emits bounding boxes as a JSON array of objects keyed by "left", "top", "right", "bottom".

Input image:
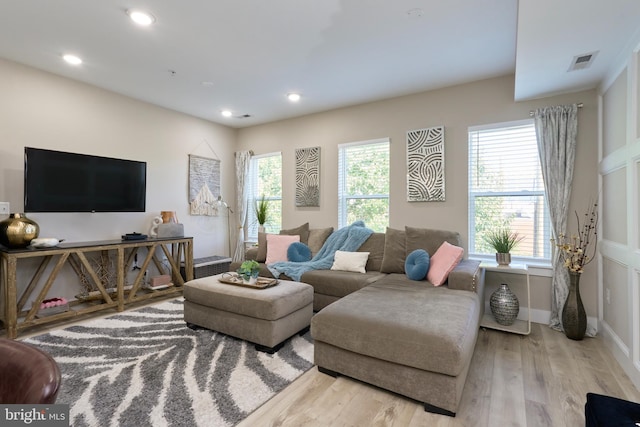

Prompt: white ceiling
[{"left": 0, "top": 0, "right": 639, "bottom": 128}]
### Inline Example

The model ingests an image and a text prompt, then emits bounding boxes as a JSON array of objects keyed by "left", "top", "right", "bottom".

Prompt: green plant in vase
[
  {"left": 255, "top": 195, "right": 268, "bottom": 231},
  {"left": 484, "top": 229, "right": 524, "bottom": 266},
  {"left": 237, "top": 260, "right": 260, "bottom": 283}
]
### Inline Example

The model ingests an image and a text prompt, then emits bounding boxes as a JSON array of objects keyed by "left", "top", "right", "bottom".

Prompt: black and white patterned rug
[{"left": 25, "top": 298, "right": 314, "bottom": 427}]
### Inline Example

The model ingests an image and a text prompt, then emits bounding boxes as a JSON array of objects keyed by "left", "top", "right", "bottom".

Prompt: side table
[
  {"left": 480, "top": 262, "right": 531, "bottom": 335},
  {"left": 181, "top": 255, "right": 232, "bottom": 280}
]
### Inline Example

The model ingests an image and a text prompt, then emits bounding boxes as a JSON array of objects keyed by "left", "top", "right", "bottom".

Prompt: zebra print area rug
[{"left": 25, "top": 298, "right": 314, "bottom": 427}]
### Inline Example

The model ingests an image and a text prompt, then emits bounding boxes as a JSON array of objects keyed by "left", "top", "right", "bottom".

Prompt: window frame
[
  {"left": 337, "top": 137, "right": 390, "bottom": 231},
  {"left": 467, "top": 119, "right": 551, "bottom": 264},
  {"left": 247, "top": 151, "right": 282, "bottom": 241}
]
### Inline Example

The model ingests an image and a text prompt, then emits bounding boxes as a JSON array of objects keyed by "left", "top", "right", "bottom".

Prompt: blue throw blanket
[{"left": 268, "top": 221, "right": 374, "bottom": 281}]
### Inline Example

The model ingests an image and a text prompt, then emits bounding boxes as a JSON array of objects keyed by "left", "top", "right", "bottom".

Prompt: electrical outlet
[
  {"left": 0, "top": 202, "right": 9, "bottom": 215},
  {"left": 606, "top": 288, "right": 611, "bottom": 304}
]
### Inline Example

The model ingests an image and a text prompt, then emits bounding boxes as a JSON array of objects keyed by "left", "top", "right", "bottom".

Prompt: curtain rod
[{"left": 529, "top": 103, "right": 583, "bottom": 117}]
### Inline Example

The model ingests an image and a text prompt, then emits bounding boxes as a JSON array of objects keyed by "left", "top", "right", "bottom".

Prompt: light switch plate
[{"left": 0, "top": 202, "right": 9, "bottom": 215}]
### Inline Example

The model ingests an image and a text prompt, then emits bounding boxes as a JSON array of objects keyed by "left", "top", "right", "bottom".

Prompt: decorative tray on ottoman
[{"left": 218, "top": 273, "right": 279, "bottom": 289}]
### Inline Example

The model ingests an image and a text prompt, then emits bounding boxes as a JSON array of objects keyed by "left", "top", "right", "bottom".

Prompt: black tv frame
[{"left": 24, "top": 147, "right": 147, "bottom": 213}]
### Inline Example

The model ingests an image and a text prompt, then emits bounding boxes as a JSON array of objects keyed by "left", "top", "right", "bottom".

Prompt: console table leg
[
  {"left": 5, "top": 257, "right": 18, "bottom": 339},
  {"left": 117, "top": 247, "right": 124, "bottom": 311}
]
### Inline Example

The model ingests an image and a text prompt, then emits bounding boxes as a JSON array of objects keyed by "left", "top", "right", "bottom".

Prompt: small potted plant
[
  {"left": 237, "top": 260, "right": 260, "bottom": 284},
  {"left": 255, "top": 195, "right": 268, "bottom": 232},
  {"left": 484, "top": 229, "right": 524, "bottom": 266}
]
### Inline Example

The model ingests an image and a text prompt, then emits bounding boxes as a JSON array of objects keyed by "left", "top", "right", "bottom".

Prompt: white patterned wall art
[
  {"left": 407, "top": 126, "right": 445, "bottom": 201},
  {"left": 189, "top": 154, "right": 221, "bottom": 215},
  {"left": 295, "top": 147, "right": 320, "bottom": 207}
]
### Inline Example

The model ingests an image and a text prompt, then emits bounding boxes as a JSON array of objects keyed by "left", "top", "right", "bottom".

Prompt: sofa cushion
[
  {"left": 427, "top": 242, "right": 464, "bottom": 286},
  {"left": 266, "top": 234, "right": 300, "bottom": 264},
  {"left": 311, "top": 276, "right": 480, "bottom": 376},
  {"left": 405, "top": 249, "right": 430, "bottom": 281},
  {"left": 331, "top": 250, "right": 370, "bottom": 273},
  {"left": 308, "top": 227, "right": 333, "bottom": 256},
  {"left": 357, "top": 232, "right": 385, "bottom": 271},
  {"left": 256, "top": 232, "right": 268, "bottom": 262},
  {"left": 300, "top": 269, "right": 386, "bottom": 299},
  {"left": 380, "top": 227, "right": 406, "bottom": 273},
  {"left": 287, "top": 242, "right": 312, "bottom": 262},
  {"left": 405, "top": 226, "right": 462, "bottom": 256},
  {"left": 280, "top": 222, "right": 310, "bottom": 244}
]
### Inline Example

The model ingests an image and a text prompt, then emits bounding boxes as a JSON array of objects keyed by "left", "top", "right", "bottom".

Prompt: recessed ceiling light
[
  {"left": 287, "top": 93, "right": 301, "bottom": 102},
  {"left": 63, "top": 54, "right": 82, "bottom": 65},
  {"left": 221, "top": 110, "right": 233, "bottom": 118},
  {"left": 127, "top": 9, "right": 155, "bottom": 26},
  {"left": 407, "top": 8, "right": 424, "bottom": 18}
]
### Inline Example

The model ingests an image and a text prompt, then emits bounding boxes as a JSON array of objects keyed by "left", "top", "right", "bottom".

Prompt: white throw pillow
[{"left": 330, "top": 250, "right": 370, "bottom": 273}]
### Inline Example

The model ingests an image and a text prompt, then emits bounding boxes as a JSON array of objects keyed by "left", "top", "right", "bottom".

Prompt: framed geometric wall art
[
  {"left": 295, "top": 146, "right": 320, "bottom": 207},
  {"left": 406, "top": 126, "right": 445, "bottom": 202}
]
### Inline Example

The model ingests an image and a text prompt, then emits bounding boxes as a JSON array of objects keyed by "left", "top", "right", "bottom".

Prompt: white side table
[{"left": 480, "top": 262, "right": 531, "bottom": 335}]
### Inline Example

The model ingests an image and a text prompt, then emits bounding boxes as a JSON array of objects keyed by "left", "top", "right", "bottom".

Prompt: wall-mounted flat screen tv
[{"left": 24, "top": 147, "right": 147, "bottom": 213}]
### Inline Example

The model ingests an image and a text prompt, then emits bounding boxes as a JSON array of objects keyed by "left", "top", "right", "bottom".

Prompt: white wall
[
  {"left": 599, "top": 47, "right": 640, "bottom": 389},
  {"left": 237, "top": 74, "right": 599, "bottom": 319},
  {"left": 0, "top": 58, "right": 237, "bottom": 299}
]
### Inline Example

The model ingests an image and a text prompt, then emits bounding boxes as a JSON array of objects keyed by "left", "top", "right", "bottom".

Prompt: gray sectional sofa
[{"left": 230, "top": 224, "right": 485, "bottom": 416}]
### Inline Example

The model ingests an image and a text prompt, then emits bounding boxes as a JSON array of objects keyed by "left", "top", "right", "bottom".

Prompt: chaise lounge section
[
  {"left": 231, "top": 224, "right": 484, "bottom": 415},
  {"left": 311, "top": 265, "right": 484, "bottom": 416}
]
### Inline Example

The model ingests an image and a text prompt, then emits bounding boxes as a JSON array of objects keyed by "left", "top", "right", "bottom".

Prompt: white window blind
[
  {"left": 468, "top": 120, "right": 551, "bottom": 261},
  {"left": 338, "top": 138, "right": 389, "bottom": 232},
  {"left": 247, "top": 152, "right": 282, "bottom": 241}
]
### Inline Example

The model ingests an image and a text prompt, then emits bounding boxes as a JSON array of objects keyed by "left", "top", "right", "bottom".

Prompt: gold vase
[{"left": 0, "top": 213, "right": 40, "bottom": 248}]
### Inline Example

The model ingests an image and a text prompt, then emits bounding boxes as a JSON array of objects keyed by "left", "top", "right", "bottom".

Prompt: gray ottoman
[{"left": 183, "top": 274, "right": 313, "bottom": 352}]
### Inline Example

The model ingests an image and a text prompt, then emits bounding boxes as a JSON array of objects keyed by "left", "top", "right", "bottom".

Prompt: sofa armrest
[
  {"left": 229, "top": 247, "right": 259, "bottom": 276},
  {"left": 447, "top": 259, "right": 485, "bottom": 295},
  {"left": 245, "top": 247, "right": 258, "bottom": 261}
]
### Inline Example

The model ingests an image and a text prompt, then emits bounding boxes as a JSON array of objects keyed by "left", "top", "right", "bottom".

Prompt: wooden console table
[{"left": 0, "top": 237, "right": 193, "bottom": 339}]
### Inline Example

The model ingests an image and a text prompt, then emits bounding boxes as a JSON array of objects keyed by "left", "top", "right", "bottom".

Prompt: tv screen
[{"left": 24, "top": 147, "right": 147, "bottom": 213}]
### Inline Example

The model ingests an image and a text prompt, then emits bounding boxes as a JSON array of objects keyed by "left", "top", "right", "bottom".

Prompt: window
[
  {"left": 468, "top": 120, "right": 551, "bottom": 262},
  {"left": 247, "top": 152, "right": 282, "bottom": 241},
  {"left": 338, "top": 138, "right": 390, "bottom": 232}
]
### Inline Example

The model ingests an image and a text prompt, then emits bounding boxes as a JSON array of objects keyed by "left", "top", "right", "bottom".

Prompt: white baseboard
[
  {"left": 601, "top": 321, "right": 640, "bottom": 391},
  {"left": 484, "top": 303, "right": 599, "bottom": 332},
  {"left": 601, "top": 321, "right": 630, "bottom": 357}
]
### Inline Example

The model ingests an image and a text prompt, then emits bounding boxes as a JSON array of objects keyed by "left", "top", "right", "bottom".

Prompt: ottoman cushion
[
  {"left": 184, "top": 274, "right": 314, "bottom": 349},
  {"left": 184, "top": 277, "right": 312, "bottom": 320},
  {"left": 311, "top": 274, "right": 480, "bottom": 376}
]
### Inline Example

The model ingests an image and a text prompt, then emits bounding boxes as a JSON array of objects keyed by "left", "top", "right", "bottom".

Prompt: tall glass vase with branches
[
  {"left": 552, "top": 200, "right": 598, "bottom": 340},
  {"left": 553, "top": 201, "right": 598, "bottom": 274}
]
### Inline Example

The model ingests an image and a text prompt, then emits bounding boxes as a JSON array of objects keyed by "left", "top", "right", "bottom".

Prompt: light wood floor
[
  {"left": 13, "top": 304, "right": 640, "bottom": 427},
  {"left": 238, "top": 324, "right": 640, "bottom": 427}
]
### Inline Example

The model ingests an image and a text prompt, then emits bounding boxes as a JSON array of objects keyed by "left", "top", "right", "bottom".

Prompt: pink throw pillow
[
  {"left": 266, "top": 234, "right": 300, "bottom": 264},
  {"left": 427, "top": 241, "right": 464, "bottom": 286}
]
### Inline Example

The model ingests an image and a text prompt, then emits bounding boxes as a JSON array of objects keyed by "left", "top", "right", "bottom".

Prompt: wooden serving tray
[{"left": 218, "top": 273, "right": 278, "bottom": 289}]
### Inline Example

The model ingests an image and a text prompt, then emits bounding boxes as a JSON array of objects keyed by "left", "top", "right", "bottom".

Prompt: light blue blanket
[{"left": 267, "top": 221, "right": 374, "bottom": 281}]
